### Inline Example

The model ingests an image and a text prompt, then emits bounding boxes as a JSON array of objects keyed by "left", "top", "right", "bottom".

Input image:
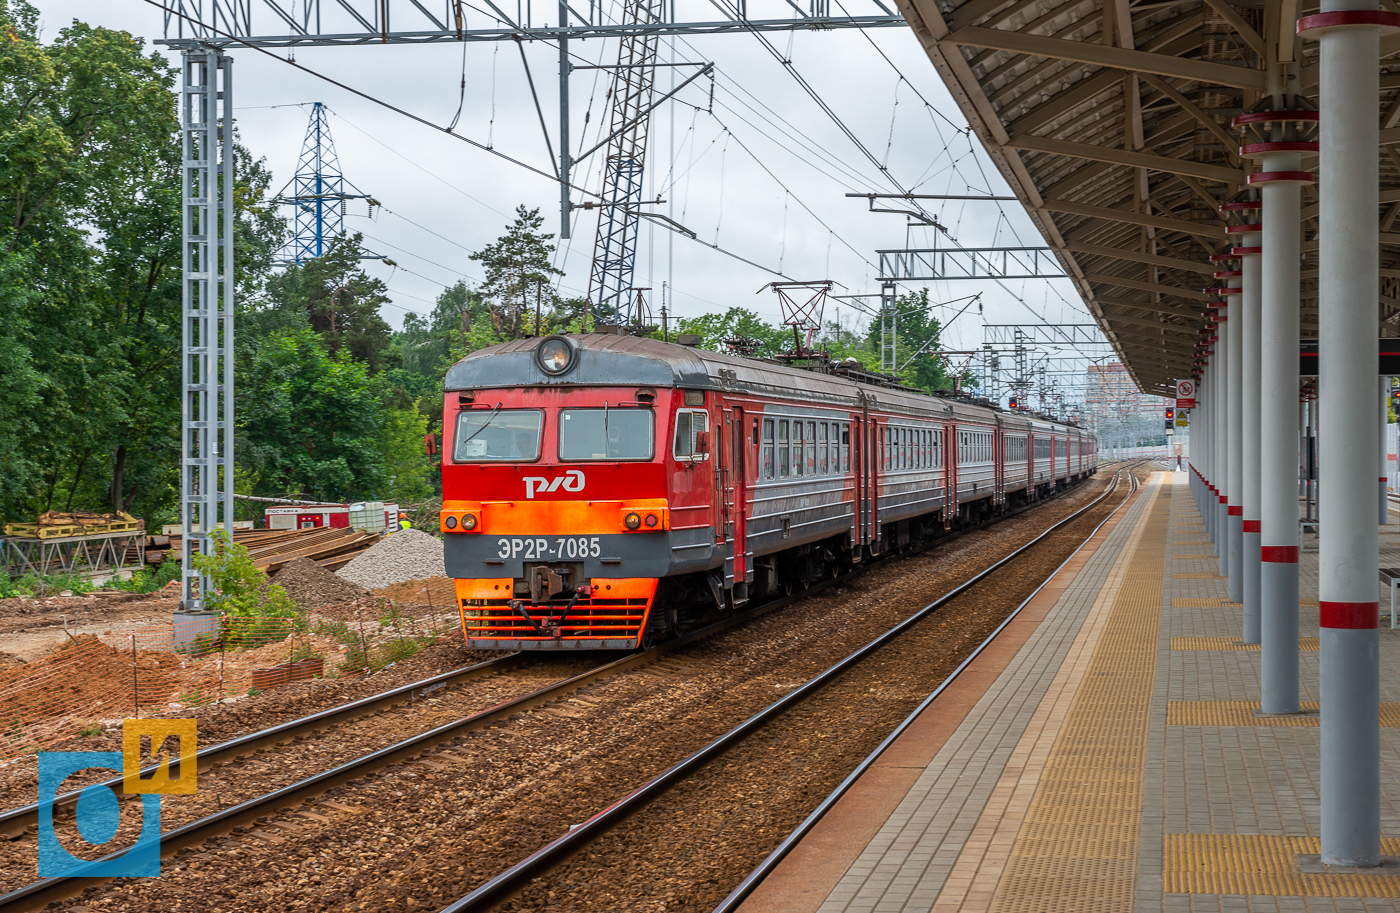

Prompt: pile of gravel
[
  {"left": 336, "top": 528, "right": 446, "bottom": 590},
  {"left": 272, "top": 557, "right": 370, "bottom": 611}
]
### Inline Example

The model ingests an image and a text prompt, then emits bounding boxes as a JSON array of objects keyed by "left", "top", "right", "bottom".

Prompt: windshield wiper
[{"left": 458, "top": 403, "right": 503, "bottom": 450}]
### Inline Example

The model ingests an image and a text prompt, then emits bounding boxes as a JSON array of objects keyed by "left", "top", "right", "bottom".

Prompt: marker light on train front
[
  {"left": 441, "top": 507, "right": 482, "bottom": 533},
  {"left": 618, "top": 502, "right": 669, "bottom": 532}
]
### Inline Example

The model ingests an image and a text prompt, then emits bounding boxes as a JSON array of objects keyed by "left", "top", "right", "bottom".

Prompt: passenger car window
[
  {"left": 778, "top": 420, "right": 790, "bottom": 477},
  {"left": 559, "top": 408, "right": 654, "bottom": 461},
  {"left": 454, "top": 409, "right": 543, "bottom": 462},
  {"left": 762, "top": 418, "right": 775, "bottom": 480}
]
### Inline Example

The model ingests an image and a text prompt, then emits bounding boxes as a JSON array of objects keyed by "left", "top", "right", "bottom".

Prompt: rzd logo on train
[{"left": 523, "top": 469, "right": 585, "bottom": 499}]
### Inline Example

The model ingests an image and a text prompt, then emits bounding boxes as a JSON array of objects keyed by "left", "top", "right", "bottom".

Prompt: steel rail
[
  {"left": 0, "top": 465, "right": 1116, "bottom": 912},
  {"left": 437, "top": 464, "right": 1143, "bottom": 912},
  {"left": 0, "top": 652, "right": 535, "bottom": 841}
]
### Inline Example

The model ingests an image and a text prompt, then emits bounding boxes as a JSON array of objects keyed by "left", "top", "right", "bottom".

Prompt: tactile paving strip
[
  {"left": 1171, "top": 598, "right": 1239, "bottom": 607},
  {"left": 989, "top": 484, "right": 1167, "bottom": 913},
  {"left": 1164, "top": 834, "right": 1400, "bottom": 896},
  {"left": 1173, "top": 554, "right": 1218, "bottom": 560},
  {"left": 1166, "top": 701, "right": 1400, "bottom": 727},
  {"left": 1173, "top": 572, "right": 1224, "bottom": 579},
  {"left": 1169, "top": 636, "right": 1320, "bottom": 652}
]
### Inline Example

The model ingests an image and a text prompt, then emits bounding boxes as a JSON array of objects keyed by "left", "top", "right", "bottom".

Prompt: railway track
[
  {"left": 437, "top": 462, "right": 1143, "bottom": 912},
  {"left": 0, "top": 465, "right": 1130, "bottom": 912}
]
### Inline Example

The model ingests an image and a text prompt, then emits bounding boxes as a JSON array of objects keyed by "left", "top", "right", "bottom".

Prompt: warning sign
[{"left": 1176, "top": 378, "right": 1196, "bottom": 410}]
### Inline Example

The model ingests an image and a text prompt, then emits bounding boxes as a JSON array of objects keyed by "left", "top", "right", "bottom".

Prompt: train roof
[{"left": 445, "top": 334, "right": 1084, "bottom": 433}]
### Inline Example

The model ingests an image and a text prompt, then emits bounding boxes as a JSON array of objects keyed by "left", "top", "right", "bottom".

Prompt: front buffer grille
[{"left": 463, "top": 593, "right": 653, "bottom": 650}]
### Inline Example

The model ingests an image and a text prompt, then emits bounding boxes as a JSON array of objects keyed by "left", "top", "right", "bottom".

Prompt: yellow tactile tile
[
  {"left": 1166, "top": 701, "right": 1400, "bottom": 727},
  {"left": 928, "top": 478, "right": 1161, "bottom": 913},
  {"left": 1170, "top": 637, "right": 1320, "bottom": 652},
  {"left": 987, "top": 478, "right": 1168, "bottom": 912},
  {"left": 1171, "top": 598, "right": 1239, "bottom": 607},
  {"left": 1164, "top": 834, "right": 1400, "bottom": 897}
]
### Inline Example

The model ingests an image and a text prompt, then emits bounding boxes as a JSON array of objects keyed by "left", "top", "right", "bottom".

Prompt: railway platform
[{"left": 738, "top": 469, "right": 1400, "bottom": 912}]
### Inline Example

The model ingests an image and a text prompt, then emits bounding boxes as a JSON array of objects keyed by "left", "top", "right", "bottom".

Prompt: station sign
[{"left": 1176, "top": 379, "right": 1196, "bottom": 410}]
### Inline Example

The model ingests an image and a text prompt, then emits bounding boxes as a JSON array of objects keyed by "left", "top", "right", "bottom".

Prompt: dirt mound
[
  {"left": 272, "top": 557, "right": 370, "bottom": 611},
  {"left": 372, "top": 576, "right": 456, "bottom": 606},
  {"left": 337, "top": 528, "right": 445, "bottom": 590}
]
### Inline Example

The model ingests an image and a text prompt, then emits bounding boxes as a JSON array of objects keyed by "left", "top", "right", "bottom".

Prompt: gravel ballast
[
  {"left": 336, "top": 529, "right": 445, "bottom": 590},
  {"left": 273, "top": 557, "right": 370, "bottom": 610}
]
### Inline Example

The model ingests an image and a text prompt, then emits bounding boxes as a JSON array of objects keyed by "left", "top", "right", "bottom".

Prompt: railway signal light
[
  {"left": 1008, "top": 396, "right": 1018, "bottom": 409},
  {"left": 1165, "top": 407, "right": 1175, "bottom": 420}
]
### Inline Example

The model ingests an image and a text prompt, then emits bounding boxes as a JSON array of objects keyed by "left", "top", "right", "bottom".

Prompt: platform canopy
[{"left": 892, "top": 0, "right": 1400, "bottom": 395}]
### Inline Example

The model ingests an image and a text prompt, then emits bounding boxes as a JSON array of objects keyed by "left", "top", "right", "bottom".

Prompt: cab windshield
[
  {"left": 453, "top": 409, "right": 543, "bottom": 462},
  {"left": 558, "top": 408, "right": 654, "bottom": 461}
]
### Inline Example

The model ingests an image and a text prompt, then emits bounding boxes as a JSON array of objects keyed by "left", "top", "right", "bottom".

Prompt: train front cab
[{"left": 441, "top": 355, "right": 721, "bottom": 650}]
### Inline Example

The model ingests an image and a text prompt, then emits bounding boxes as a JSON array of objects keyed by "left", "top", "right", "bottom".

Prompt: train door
[
  {"left": 945, "top": 422, "right": 959, "bottom": 523},
  {"left": 869, "top": 420, "right": 881, "bottom": 549},
  {"left": 994, "top": 423, "right": 1004, "bottom": 507},
  {"left": 723, "top": 407, "right": 748, "bottom": 601},
  {"left": 851, "top": 413, "right": 864, "bottom": 549}
]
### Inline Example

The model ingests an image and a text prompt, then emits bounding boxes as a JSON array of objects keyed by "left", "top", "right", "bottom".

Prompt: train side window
[
  {"left": 778, "top": 420, "right": 790, "bottom": 477},
  {"left": 804, "top": 421, "right": 815, "bottom": 476},
  {"left": 673, "top": 409, "right": 710, "bottom": 461},
  {"left": 762, "top": 418, "right": 775, "bottom": 480},
  {"left": 841, "top": 423, "right": 850, "bottom": 473},
  {"left": 792, "top": 421, "right": 805, "bottom": 477},
  {"left": 818, "top": 422, "right": 829, "bottom": 474}
]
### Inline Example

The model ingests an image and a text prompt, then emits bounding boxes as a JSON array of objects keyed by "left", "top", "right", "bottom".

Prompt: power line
[{"left": 142, "top": 0, "right": 598, "bottom": 195}]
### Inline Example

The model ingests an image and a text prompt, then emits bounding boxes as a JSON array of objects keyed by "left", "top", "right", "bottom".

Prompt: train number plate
[{"left": 495, "top": 536, "right": 602, "bottom": 560}]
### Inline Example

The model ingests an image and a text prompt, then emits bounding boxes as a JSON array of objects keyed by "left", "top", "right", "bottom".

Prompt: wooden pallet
[{"left": 4, "top": 517, "right": 145, "bottom": 540}]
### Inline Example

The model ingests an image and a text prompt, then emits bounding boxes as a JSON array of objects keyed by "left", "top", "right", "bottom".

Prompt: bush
[
  {"left": 109, "top": 561, "right": 180, "bottom": 594},
  {"left": 190, "top": 529, "right": 300, "bottom": 619}
]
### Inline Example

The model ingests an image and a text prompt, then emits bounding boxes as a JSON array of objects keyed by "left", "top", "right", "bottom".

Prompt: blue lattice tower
[
  {"left": 587, "top": 0, "right": 663, "bottom": 326},
  {"left": 273, "top": 103, "right": 372, "bottom": 264}
]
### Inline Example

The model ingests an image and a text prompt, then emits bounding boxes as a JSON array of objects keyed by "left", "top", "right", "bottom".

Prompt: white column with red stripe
[
  {"left": 1299, "top": 5, "right": 1394, "bottom": 866},
  {"left": 1241, "top": 108, "right": 1316, "bottom": 713}
]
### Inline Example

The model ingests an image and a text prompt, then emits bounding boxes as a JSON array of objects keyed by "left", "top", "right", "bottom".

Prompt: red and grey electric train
[{"left": 439, "top": 333, "right": 1096, "bottom": 650}]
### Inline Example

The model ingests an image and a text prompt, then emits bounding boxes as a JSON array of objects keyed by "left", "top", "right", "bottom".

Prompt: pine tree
[{"left": 469, "top": 206, "right": 563, "bottom": 340}]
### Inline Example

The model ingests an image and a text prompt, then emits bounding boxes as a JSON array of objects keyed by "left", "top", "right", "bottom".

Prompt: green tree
[
  {"left": 675, "top": 307, "right": 790, "bottom": 358},
  {"left": 264, "top": 233, "right": 394, "bottom": 371},
  {"left": 380, "top": 405, "right": 434, "bottom": 504},
  {"left": 238, "top": 327, "right": 387, "bottom": 501},
  {"left": 0, "top": 6, "right": 284, "bottom": 523},
  {"left": 470, "top": 205, "right": 563, "bottom": 340}
]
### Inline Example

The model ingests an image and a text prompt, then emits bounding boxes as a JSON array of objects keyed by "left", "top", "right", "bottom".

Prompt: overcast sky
[{"left": 35, "top": 0, "right": 1110, "bottom": 401}]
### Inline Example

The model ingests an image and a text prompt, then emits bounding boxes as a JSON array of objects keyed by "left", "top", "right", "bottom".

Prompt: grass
[
  {"left": 0, "top": 573, "right": 96, "bottom": 599},
  {"left": 108, "top": 561, "right": 181, "bottom": 594}
]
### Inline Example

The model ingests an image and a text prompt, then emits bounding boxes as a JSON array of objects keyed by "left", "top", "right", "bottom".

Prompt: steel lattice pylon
[
  {"left": 179, "top": 49, "right": 235, "bottom": 614},
  {"left": 273, "top": 102, "right": 372, "bottom": 265},
  {"left": 588, "top": 0, "right": 663, "bottom": 327}
]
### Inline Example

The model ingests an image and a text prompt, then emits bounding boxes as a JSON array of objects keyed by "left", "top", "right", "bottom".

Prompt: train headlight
[
  {"left": 536, "top": 336, "right": 576, "bottom": 375},
  {"left": 445, "top": 515, "right": 458, "bottom": 530},
  {"left": 462, "top": 513, "right": 477, "bottom": 530},
  {"left": 624, "top": 512, "right": 642, "bottom": 530}
]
